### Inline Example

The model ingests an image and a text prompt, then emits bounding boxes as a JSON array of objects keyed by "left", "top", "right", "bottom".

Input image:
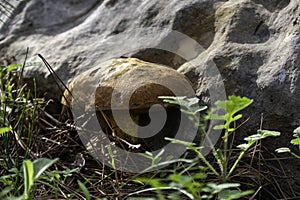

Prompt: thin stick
[{"left": 38, "top": 54, "right": 73, "bottom": 106}]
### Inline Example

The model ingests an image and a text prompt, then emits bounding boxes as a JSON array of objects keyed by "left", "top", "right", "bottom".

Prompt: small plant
[
  {"left": 276, "top": 126, "right": 300, "bottom": 159},
  {"left": 0, "top": 157, "right": 59, "bottom": 200},
  {"left": 0, "top": 55, "right": 66, "bottom": 199},
  {"left": 134, "top": 95, "right": 281, "bottom": 199},
  {"left": 0, "top": 58, "right": 46, "bottom": 161},
  {"left": 163, "top": 96, "right": 280, "bottom": 181},
  {"left": 133, "top": 169, "right": 253, "bottom": 200}
]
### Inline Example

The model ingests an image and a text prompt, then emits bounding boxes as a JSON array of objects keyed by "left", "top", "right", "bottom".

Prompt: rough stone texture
[
  {"left": 0, "top": 0, "right": 300, "bottom": 197},
  {"left": 178, "top": 0, "right": 299, "bottom": 132},
  {"left": 0, "top": 0, "right": 220, "bottom": 104}
]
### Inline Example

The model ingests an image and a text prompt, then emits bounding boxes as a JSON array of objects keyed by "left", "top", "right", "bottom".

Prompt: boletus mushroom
[{"left": 61, "top": 58, "right": 196, "bottom": 152}]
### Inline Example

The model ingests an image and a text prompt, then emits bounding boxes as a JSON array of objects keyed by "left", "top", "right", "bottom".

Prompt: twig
[
  {"left": 38, "top": 54, "right": 73, "bottom": 107},
  {"left": 249, "top": 186, "right": 262, "bottom": 200}
]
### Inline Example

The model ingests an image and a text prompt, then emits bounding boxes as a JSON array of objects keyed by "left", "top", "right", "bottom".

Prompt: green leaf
[
  {"left": 165, "top": 137, "right": 196, "bottom": 147},
  {"left": 216, "top": 96, "right": 253, "bottom": 116},
  {"left": 215, "top": 101, "right": 227, "bottom": 110},
  {"left": 214, "top": 124, "right": 225, "bottom": 130},
  {"left": 245, "top": 130, "right": 280, "bottom": 142},
  {"left": 0, "top": 127, "right": 11, "bottom": 136},
  {"left": 218, "top": 189, "right": 253, "bottom": 200},
  {"left": 186, "top": 97, "right": 200, "bottom": 107},
  {"left": 244, "top": 134, "right": 265, "bottom": 142},
  {"left": 291, "top": 138, "right": 300, "bottom": 146},
  {"left": 227, "top": 128, "right": 235, "bottom": 132},
  {"left": 78, "top": 180, "right": 90, "bottom": 200},
  {"left": 293, "top": 126, "right": 300, "bottom": 135},
  {"left": 193, "top": 172, "right": 207, "bottom": 180},
  {"left": 169, "top": 174, "right": 193, "bottom": 186},
  {"left": 0, "top": 186, "right": 13, "bottom": 199},
  {"left": 159, "top": 96, "right": 190, "bottom": 107},
  {"left": 207, "top": 183, "right": 240, "bottom": 194},
  {"left": 214, "top": 96, "right": 253, "bottom": 134},
  {"left": 4, "top": 196, "right": 24, "bottom": 200},
  {"left": 227, "top": 96, "right": 253, "bottom": 115},
  {"left": 23, "top": 160, "right": 34, "bottom": 199},
  {"left": 257, "top": 129, "right": 281, "bottom": 137},
  {"left": 293, "top": 127, "right": 300, "bottom": 138},
  {"left": 168, "top": 174, "right": 182, "bottom": 183},
  {"left": 237, "top": 143, "right": 250, "bottom": 150},
  {"left": 135, "top": 177, "right": 166, "bottom": 188},
  {"left": 7, "top": 64, "right": 21, "bottom": 73},
  {"left": 215, "top": 149, "right": 224, "bottom": 165},
  {"left": 232, "top": 114, "right": 242, "bottom": 121},
  {"left": 158, "top": 96, "right": 206, "bottom": 115},
  {"left": 33, "top": 158, "right": 59, "bottom": 180},
  {"left": 275, "top": 148, "right": 291, "bottom": 153},
  {"left": 210, "top": 114, "right": 225, "bottom": 120},
  {"left": 293, "top": 133, "right": 300, "bottom": 138}
]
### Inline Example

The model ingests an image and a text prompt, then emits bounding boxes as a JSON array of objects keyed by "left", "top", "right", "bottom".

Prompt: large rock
[
  {"left": 0, "top": 0, "right": 219, "bottom": 104},
  {"left": 0, "top": 0, "right": 300, "bottom": 196},
  {"left": 179, "top": 0, "right": 300, "bottom": 132}
]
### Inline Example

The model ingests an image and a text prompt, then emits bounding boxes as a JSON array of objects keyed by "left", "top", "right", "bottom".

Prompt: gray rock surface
[
  {"left": 0, "top": 0, "right": 220, "bottom": 103},
  {"left": 0, "top": 0, "right": 300, "bottom": 196},
  {"left": 179, "top": 0, "right": 300, "bottom": 132}
]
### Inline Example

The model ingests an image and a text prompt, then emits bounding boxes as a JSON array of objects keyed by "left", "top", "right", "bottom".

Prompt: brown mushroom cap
[{"left": 61, "top": 58, "right": 194, "bottom": 111}]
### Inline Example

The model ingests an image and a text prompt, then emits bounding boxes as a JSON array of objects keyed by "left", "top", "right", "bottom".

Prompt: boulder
[
  {"left": 0, "top": 0, "right": 222, "bottom": 103},
  {"left": 179, "top": 0, "right": 300, "bottom": 133}
]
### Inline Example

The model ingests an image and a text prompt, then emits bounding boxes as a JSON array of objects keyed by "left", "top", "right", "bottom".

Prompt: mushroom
[{"left": 61, "top": 58, "right": 195, "bottom": 152}]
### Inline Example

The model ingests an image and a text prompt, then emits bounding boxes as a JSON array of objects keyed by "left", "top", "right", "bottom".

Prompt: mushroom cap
[{"left": 61, "top": 58, "right": 194, "bottom": 111}]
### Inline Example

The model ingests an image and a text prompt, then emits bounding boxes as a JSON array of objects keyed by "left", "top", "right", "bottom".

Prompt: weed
[
  {"left": 0, "top": 158, "right": 58, "bottom": 200},
  {"left": 133, "top": 96, "right": 281, "bottom": 199},
  {"left": 0, "top": 55, "right": 65, "bottom": 199}
]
